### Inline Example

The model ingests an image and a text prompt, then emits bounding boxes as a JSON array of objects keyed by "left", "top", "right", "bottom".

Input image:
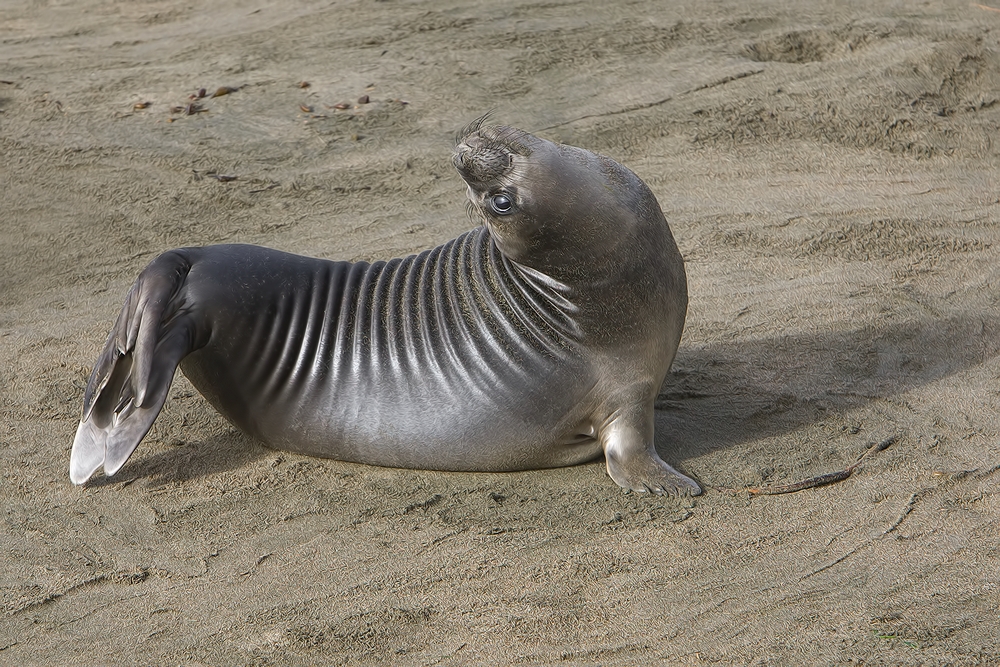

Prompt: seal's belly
[{"left": 177, "top": 239, "right": 601, "bottom": 472}]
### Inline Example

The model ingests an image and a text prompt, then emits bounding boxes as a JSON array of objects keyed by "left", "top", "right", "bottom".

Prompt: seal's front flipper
[
  {"left": 70, "top": 252, "right": 196, "bottom": 485},
  {"left": 601, "top": 406, "right": 701, "bottom": 497}
]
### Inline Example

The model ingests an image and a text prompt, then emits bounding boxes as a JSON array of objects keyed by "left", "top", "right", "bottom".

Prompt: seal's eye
[{"left": 490, "top": 193, "right": 514, "bottom": 215}]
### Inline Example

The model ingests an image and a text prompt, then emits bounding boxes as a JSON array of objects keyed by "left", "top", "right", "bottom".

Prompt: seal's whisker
[
  {"left": 456, "top": 111, "right": 495, "bottom": 145},
  {"left": 484, "top": 126, "right": 533, "bottom": 157},
  {"left": 494, "top": 125, "right": 522, "bottom": 145}
]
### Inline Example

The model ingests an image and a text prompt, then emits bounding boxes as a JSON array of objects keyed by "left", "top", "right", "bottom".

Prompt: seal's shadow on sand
[
  {"left": 656, "top": 312, "right": 1000, "bottom": 471},
  {"left": 86, "top": 432, "right": 268, "bottom": 488}
]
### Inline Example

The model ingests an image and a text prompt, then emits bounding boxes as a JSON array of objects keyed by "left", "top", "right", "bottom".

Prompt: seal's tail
[{"left": 70, "top": 252, "right": 196, "bottom": 485}]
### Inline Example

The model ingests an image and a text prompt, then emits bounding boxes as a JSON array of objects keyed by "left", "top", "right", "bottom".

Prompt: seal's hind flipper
[
  {"left": 70, "top": 252, "right": 195, "bottom": 485},
  {"left": 70, "top": 354, "right": 172, "bottom": 484}
]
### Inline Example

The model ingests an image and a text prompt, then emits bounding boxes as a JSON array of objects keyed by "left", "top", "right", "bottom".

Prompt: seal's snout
[
  {"left": 451, "top": 139, "right": 478, "bottom": 173},
  {"left": 453, "top": 136, "right": 513, "bottom": 188},
  {"left": 453, "top": 123, "right": 536, "bottom": 190}
]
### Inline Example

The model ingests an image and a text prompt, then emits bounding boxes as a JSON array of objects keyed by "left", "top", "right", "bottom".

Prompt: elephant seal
[{"left": 69, "top": 119, "right": 700, "bottom": 496}]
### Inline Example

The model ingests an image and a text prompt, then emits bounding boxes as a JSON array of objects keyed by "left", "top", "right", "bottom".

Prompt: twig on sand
[
  {"left": 714, "top": 434, "right": 898, "bottom": 496},
  {"left": 972, "top": 3, "right": 1000, "bottom": 13}
]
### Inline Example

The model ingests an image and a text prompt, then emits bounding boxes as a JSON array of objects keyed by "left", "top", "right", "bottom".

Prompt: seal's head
[{"left": 453, "top": 118, "right": 677, "bottom": 285}]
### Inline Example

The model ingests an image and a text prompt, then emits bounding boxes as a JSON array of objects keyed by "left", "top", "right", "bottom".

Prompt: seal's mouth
[{"left": 453, "top": 119, "right": 533, "bottom": 189}]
